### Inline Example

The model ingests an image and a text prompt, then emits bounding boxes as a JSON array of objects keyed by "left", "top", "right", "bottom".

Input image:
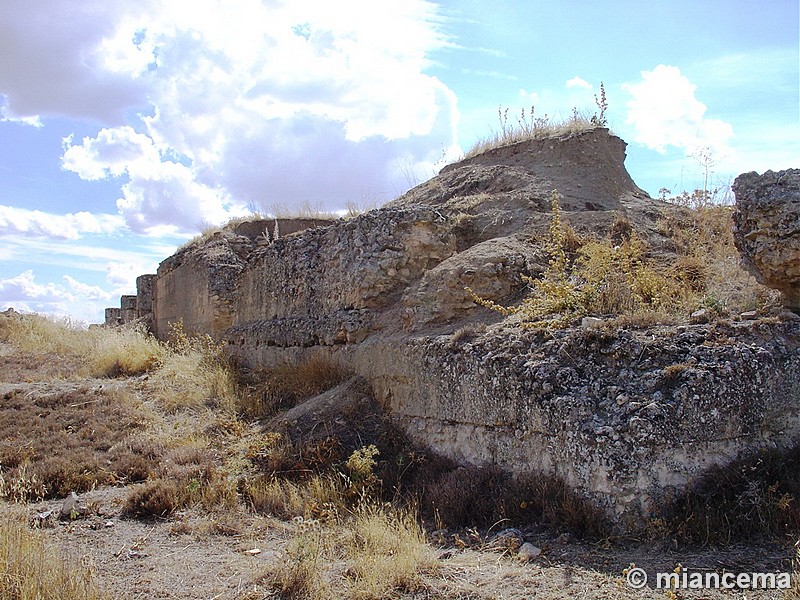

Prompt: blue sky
[{"left": 1, "top": 0, "right": 798, "bottom": 322}]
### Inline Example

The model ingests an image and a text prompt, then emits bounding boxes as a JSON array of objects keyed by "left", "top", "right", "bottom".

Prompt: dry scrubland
[
  {"left": 1, "top": 115, "right": 799, "bottom": 596},
  {"left": 1, "top": 199, "right": 800, "bottom": 598}
]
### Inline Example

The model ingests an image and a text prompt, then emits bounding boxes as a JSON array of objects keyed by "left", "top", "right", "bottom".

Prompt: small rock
[
  {"left": 244, "top": 548, "right": 262, "bottom": 555},
  {"left": 517, "top": 542, "right": 542, "bottom": 562},
  {"left": 32, "top": 509, "right": 54, "bottom": 526},
  {"left": 581, "top": 316, "right": 604, "bottom": 328},
  {"left": 740, "top": 310, "right": 758, "bottom": 320},
  {"left": 690, "top": 308, "right": 709, "bottom": 324},
  {"left": 60, "top": 492, "right": 86, "bottom": 520}
]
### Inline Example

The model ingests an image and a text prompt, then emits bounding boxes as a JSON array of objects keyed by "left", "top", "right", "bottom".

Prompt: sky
[{"left": 1, "top": 0, "right": 798, "bottom": 323}]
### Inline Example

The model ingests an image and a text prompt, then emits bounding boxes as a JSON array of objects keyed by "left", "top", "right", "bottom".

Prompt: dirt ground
[{"left": 2, "top": 481, "right": 795, "bottom": 599}]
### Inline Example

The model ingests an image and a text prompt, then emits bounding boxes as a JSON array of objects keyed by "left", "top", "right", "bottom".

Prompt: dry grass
[
  {"left": 340, "top": 503, "right": 437, "bottom": 598},
  {"left": 661, "top": 444, "right": 800, "bottom": 546},
  {"left": 465, "top": 99, "right": 606, "bottom": 159},
  {"left": 657, "top": 203, "right": 779, "bottom": 315},
  {"left": 237, "top": 355, "right": 349, "bottom": 419},
  {"left": 0, "top": 385, "right": 151, "bottom": 500},
  {"left": 241, "top": 473, "right": 344, "bottom": 521},
  {"left": 0, "top": 313, "right": 162, "bottom": 379},
  {"left": 0, "top": 515, "right": 111, "bottom": 599},
  {"left": 151, "top": 349, "right": 236, "bottom": 413},
  {"left": 471, "top": 192, "right": 780, "bottom": 329},
  {"left": 422, "top": 464, "right": 611, "bottom": 538},
  {"left": 265, "top": 503, "right": 436, "bottom": 600}
]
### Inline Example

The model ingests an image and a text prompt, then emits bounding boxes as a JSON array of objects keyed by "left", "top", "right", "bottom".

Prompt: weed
[
  {"left": 465, "top": 82, "right": 608, "bottom": 159},
  {"left": 469, "top": 191, "right": 683, "bottom": 328},
  {"left": 152, "top": 320, "right": 237, "bottom": 413},
  {"left": 341, "top": 503, "right": 436, "bottom": 598},
  {"left": 421, "top": 464, "right": 611, "bottom": 537},
  {"left": 657, "top": 202, "right": 779, "bottom": 314},
  {"left": 123, "top": 479, "right": 185, "bottom": 518},
  {"left": 237, "top": 356, "right": 349, "bottom": 419},
  {"left": 241, "top": 474, "right": 343, "bottom": 521},
  {"left": 264, "top": 503, "right": 435, "bottom": 600}
]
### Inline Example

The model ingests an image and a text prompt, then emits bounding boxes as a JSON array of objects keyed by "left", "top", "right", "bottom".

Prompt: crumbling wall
[
  {"left": 120, "top": 295, "right": 137, "bottom": 324},
  {"left": 733, "top": 169, "right": 800, "bottom": 311},
  {"left": 227, "top": 319, "right": 800, "bottom": 529},
  {"left": 136, "top": 274, "right": 156, "bottom": 330},
  {"left": 104, "top": 308, "right": 121, "bottom": 326},
  {"left": 228, "top": 207, "right": 457, "bottom": 346},
  {"left": 151, "top": 218, "right": 335, "bottom": 339},
  {"left": 125, "top": 128, "right": 800, "bottom": 529}
]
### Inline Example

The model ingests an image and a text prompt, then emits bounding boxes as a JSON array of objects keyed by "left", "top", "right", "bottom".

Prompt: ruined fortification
[{"left": 106, "top": 129, "right": 800, "bottom": 530}]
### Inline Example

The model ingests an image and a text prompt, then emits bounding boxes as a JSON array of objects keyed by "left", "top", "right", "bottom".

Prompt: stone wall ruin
[{"left": 104, "top": 129, "right": 800, "bottom": 530}]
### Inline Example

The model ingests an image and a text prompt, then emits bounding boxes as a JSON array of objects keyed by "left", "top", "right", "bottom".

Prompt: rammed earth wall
[{"left": 107, "top": 130, "right": 800, "bottom": 530}]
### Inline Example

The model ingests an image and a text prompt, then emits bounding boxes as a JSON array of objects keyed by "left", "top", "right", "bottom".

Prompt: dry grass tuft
[
  {"left": 237, "top": 356, "right": 349, "bottom": 419},
  {"left": 0, "top": 515, "right": 111, "bottom": 599},
  {"left": 265, "top": 503, "right": 435, "bottom": 600},
  {"left": 241, "top": 474, "right": 344, "bottom": 521},
  {"left": 89, "top": 324, "right": 163, "bottom": 377},
  {"left": 149, "top": 320, "right": 237, "bottom": 413},
  {"left": 465, "top": 104, "right": 605, "bottom": 159},
  {"left": 0, "top": 313, "right": 162, "bottom": 379},
  {"left": 657, "top": 203, "right": 779, "bottom": 315},
  {"left": 340, "top": 503, "right": 436, "bottom": 598}
]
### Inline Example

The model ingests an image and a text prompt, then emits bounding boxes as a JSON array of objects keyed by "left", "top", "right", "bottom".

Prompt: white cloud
[
  {"left": 0, "top": 0, "right": 152, "bottom": 123},
  {"left": 566, "top": 77, "right": 592, "bottom": 90},
  {"left": 13, "top": 0, "right": 460, "bottom": 234},
  {"left": 0, "top": 270, "right": 116, "bottom": 322},
  {"left": 61, "top": 127, "right": 161, "bottom": 180},
  {"left": 623, "top": 65, "right": 734, "bottom": 157},
  {"left": 62, "top": 127, "right": 244, "bottom": 234},
  {"left": 63, "top": 275, "right": 114, "bottom": 301},
  {"left": 0, "top": 270, "right": 70, "bottom": 304},
  {"left": 0, "top": 205, "right": 125, "bottom": 240}
]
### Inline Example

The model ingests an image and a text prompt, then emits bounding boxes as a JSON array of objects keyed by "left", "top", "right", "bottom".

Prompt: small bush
[
  {"left": 123, "top": 479, "right": 185, "bottom": 518},
  {"left": 422, "top": 464, "right": 610, "bottom": 537},
  {"left": 663, "top": 446, "right": 800, "bottom": 545},
  {"left": 469, "top": 191, "right": 684, "bottom": 327},
  {"left": 657, "top": 202, "right": 779, "bottom": 315}
]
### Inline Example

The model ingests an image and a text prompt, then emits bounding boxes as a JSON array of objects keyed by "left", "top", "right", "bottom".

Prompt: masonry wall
[{"left": 126, "top": 131, "right": 800, "bottom": 529}]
